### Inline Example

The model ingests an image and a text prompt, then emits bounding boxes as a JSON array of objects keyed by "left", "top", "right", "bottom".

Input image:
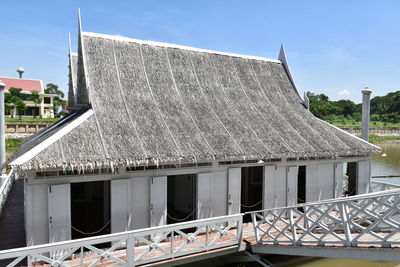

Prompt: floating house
[{"left": 7, "top": 20, "right": 380, "bottom": 248}]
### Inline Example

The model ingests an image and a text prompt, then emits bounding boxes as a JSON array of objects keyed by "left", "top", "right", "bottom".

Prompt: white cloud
[{"left": 337, "top": 89, "right": 351, "bottom": 98}]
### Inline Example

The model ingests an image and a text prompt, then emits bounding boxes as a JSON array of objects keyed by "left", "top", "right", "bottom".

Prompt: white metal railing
[
  {"left": 248, "top": 189, "right": 400, "bottom": 248},
  {"left": 370, "top": 180, "right": 400, "bottom": 192},
  {"left": 0, "top": 169, "right": 16, "bottom": 216},
  {"left": 0, "top": 214, "right": 243, "bottom": 267}
]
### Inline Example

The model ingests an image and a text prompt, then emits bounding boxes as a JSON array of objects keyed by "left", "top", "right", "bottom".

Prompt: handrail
[
  {"left": 249, "top": 189, "right": 400, "bottom": 247},
  {"left": 0, "top": 213, "right": 243, "bottom": 266},
  {"left": 372, "top": 175, "right": 400, "bottom": 179},
  {"left": 246, "top": 187, "right": 400, "bottom": 215},
  {"left": 0, "top": 168, "right": 15, "bottom": 215},
  {"left": 371, "top": 180, "right": 400, "bottom": 188},
  {"left": 370, "top": 180, "right": 400, "bottom": 193}
]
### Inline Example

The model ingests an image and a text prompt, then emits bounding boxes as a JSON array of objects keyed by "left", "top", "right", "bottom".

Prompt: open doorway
[
  {"left": 297, "top": 166, "right": 306, "bottom": 212},
  {"left": 167, "top": 174, "right": 196, "bottom": 225},
  {"left": 347, "top": 162, "right": 357, "bottom": 196},
  {"left": 297, "top": 166, "right": 306, "bottom": 204},
  {"left": 71, "top": 181, "right": 111, "bottom": 240},
  {"left": 241, "top": 166, "right": 263, "bottom": 223}
]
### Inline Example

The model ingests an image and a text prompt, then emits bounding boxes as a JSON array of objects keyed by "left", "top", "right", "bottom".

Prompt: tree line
[
  {"left": 5, "top": 83, "right": 66, "bottom": 118},
  {"left": 306, "top": 90, "right": 400, "bottom": 125}
]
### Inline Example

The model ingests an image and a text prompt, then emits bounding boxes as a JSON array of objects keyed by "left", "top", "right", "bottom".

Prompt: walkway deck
[{"left": 0, "top": 178, "right": 26, "bottom": 266}]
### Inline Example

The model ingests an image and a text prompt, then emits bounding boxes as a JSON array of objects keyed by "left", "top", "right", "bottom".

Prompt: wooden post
[
  {"left": 126, "top": 236, "right": 135, "bottom": 266},
  {"left": 339, "top": 202, "right": 352, "bottom": 246}
]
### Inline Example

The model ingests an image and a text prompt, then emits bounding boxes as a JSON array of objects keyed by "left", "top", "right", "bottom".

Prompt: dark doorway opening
[
  {"left": 71, "top": 181, "right": 111, "bottom": 241},
  {"left": 347, "top": 162, "right": 357, "bottom": 196},
  {"left": 297, "top": 166, "right": 306, "bottom": 212},
  {"left": 241, "top": 166, "right": 263, "bottom": 223},
  {"left": 297, "top": 166, "right": 306, "bottom": 204},
  {"left": 167, "top": 174, "right": 196, "bottom": 226}
]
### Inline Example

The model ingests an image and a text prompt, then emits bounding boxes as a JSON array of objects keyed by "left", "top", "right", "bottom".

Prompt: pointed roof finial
[
  {"left": 78, "top": 8, "right": 82, "bottom": 35},
  {"left": 68, "top": 32, "right": 72, "bottom": 55},
  {"left": 277, "top": 43, "right": 304, "bottom": 105},
  {"left": 278, "top": 43, "right": 287, "bottom": 63}
]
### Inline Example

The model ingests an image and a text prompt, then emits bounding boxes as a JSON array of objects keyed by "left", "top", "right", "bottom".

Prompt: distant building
[{"left": 0, "top": 77, "right": 56, "bottom": 118}]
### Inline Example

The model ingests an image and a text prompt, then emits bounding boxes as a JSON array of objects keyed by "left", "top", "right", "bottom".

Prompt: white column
[
  {"left": 0, "top": 80, "right": 5, "bottom": 172},
  {"left": 40, "top": 97, "right": 45, "bottom": 118},
  {"left": 361, "top": 86, "right": 372, "bottom": 141}
]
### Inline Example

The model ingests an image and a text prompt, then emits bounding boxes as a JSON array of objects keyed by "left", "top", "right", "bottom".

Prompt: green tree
[
  {"left": 6, "top": 87, "right": 24, "bottom": 118},
  {"left": 45, "top": 83, "right": 65, "bottom": 117},
  {"left": 15, "top": 99, "right": 26, "bottom": 119}
]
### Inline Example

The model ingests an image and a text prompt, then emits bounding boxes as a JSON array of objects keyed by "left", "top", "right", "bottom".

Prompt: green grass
[
  {"left": 329, "top": 119, "right": 400, "bottom": 128},
  {"left": 368, "top": 134, "right": 400, "bottom": 143},
  {"left": 6, "top": 137, "right": 24, "bottom": 156},
  {"left": 5, "top": 117, "right": 59, "bottom": 123}
]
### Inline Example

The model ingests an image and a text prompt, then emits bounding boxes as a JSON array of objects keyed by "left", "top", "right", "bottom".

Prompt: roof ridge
[
  {"left": 82, "top": 31, "right": 282, "bottom": 64},
  {"left": 0, "top": 77, "right": 43, "bottom": 82}
]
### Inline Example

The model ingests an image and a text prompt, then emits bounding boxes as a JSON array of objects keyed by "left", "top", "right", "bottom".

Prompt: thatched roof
[{"left": 8, "top": 31, "right": 381, "bottom": 171}]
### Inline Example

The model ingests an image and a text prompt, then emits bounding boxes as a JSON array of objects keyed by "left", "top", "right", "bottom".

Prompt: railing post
[
  {"left": 80, "top": 246, "right": 83, "bottom": 267},
  {"left": 251, "top": 213, "right": 260, "bottom": 244},
  {"left": 171, "top": 230, "right": 175, "bottom": 254},
  {"left": 339, "top": 202, "right": 352, "bottom": 246},
  {"left": 288, "top": 209, "right": 298, "bottom": 245},
  {"left": 237, "top": 216, "right": 244, "bottom": 250},
  {"left": 126, "top": 235, "right": 135, "bottom": 266},
  {"left": 205, "top": 225, "right": 209, "bottom": 248}
]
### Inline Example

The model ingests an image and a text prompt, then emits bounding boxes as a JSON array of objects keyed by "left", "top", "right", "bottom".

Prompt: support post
[
  {"left": 361, "top": 86, "right": 372, "bottom": 141},
  {"left": 0, "top": 80, "right": 6, "bottom": 174},
  {"left": 339, "top": 202, "right": 352, "bottom": 246},
  {"left": 126, "top": 235, "right": 135, "bottom": 266}
]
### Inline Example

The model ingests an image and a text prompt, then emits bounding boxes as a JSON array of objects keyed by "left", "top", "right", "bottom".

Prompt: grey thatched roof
[{"left": 8, "top": 32, "right": 381, "bottom": 171}]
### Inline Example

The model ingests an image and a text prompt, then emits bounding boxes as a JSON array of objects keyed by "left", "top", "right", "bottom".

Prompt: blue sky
[{"left": 1, "top": 0, "right": 399, "bottom": 103}]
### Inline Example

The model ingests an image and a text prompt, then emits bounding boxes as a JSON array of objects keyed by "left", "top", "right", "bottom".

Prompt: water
[
  {"left": 372, "top": 142, "right": 400, "bottom": 176},
  {"left": 299, "top": 142, "right": 400, "bottom": 267}
]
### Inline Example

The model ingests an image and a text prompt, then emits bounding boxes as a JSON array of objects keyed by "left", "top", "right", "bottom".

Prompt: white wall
[
  {"left": 317, "top": 163, "right": 335, "bottom": 200},
  {"left": 357, "top": 160, "right": 371, "bottom": 194},
  {"left": 24, "top": 156, "right": 370, "bottom": 245},
  {"left": 306, "top": 163, "right": 335, "bottom": 201}
]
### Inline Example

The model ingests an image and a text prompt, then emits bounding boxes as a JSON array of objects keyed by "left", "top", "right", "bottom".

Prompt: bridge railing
[
  {"left": 0, "top": 214, "right": 243, "bottom": 267},
  {"left": 248, "top": 188, "right": 400, "bottom": 248},
  {"left": 0, "top": 169, "right": 16, "bottom": 216},
  {"left": 370, "top": 179, "right": 400, "bottom": 192}
]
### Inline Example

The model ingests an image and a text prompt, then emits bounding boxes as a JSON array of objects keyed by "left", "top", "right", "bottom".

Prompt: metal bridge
[{"left": 0, "top": 172, "right": 400, "bottom": 266}]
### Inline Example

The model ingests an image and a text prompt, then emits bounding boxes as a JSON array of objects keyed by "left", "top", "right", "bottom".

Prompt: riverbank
[{"left": 369, "top": 134, "right": 400, "bottom": 143}]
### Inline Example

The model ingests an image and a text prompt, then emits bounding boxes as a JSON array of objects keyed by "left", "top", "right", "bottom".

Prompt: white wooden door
[
  {"left": 306, "top": 165, "right": 317, "bottom": 202},
  {"left": 287, "top": 166, "right": 298, "bottom": 206},
  {"left": 131, "top": 177, "right": 150, "bottom": 230},
  {"left": 334, "top": 163, "right": 344, "bottom": 198},
  {"left": 48, "top": 184, "right": 71, "bottom": 244},
  {"left": 197, "top": 173, "right": 212, "bottom": 219},
  {"left": 150, "top": 176, "right": 167, "bottom": 227},
  {"left": 317, "top": 164, "right": 334, "bottom": 200},
  {"left": 263, "top": 165, "right": 275, "bottom": 210},
  {"left": 228, "top": 168, "right": 241, "bottom": 214},
  {"left": 357, "top": 160, "right": 371, "bottom": 194},
  {"left": 211, "top": 171, "right": 227, "bottom": 217},
  {"left": 111, "top": 179, "right": 131, "bottom": 233},
  {"left": 275, "top": 167, "right": 287, "bottom": 208}
]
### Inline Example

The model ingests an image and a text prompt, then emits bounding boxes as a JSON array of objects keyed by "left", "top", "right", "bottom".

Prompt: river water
[{"left": 297, "top": 142, "right": 400, "bottom": 267}]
